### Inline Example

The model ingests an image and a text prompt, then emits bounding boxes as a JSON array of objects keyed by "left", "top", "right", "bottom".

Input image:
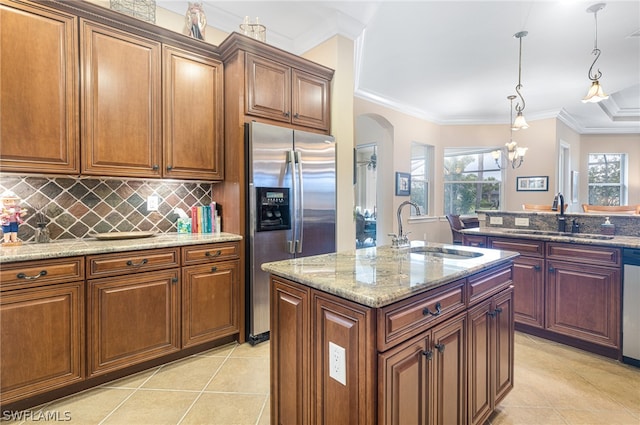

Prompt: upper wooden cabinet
[
  {"left": 163, "top": 46, "right": 224, "bottom": 180},
  {"left": 246, "top": 53, "right": 330, "bottom": 130},
  {"left": 0, "top": 0, "right": 79, "bottom": 174}
]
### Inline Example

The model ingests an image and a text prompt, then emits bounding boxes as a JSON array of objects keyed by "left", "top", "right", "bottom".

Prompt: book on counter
[{"left": 190, "top": 202, "right": 217, "bottom": 233}]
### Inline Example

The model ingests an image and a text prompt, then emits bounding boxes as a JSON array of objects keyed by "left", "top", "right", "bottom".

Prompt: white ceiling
[{"left": 159, "top": 1, "right": 640, "bottom": 135}]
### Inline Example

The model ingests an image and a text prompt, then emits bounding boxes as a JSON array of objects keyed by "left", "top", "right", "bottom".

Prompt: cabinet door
[
  {"left": 87, "top": 269, "right": 180, "bottom": 377},
  {"left": 467, "top": 298, "right": 492, "bottom": 425},
  {"left": 463, "top": 235, "right": 486, "bottom": 248},
  {"left": 291, "top": 69, "right": 330, "bottom": 130},
  {"left": 81, "top": 19, "right": 161, "bottom": 178},
  {"left": 0, "top": 1, "right": 79, "bottom": 174},
  {"left": 546, "top": 260, "right": 620, "bottom": 348},
  {"left": 512, "top": 256, "right": 544, "bottom": 329},
  {"left": 493, "top": 287, "right": 514, "bottom": 406},
  {"left": 0, "top": 282, "right": 84, "bottom": 405},
  {"left": 431, "top": 314, "right": 467, "bottom": 425},
  {"left": 245, "top": 53, "right": 291, "bottom": 123},
  {"left": 163, "top": 45, "right": 224, "bottom": 180},
  {"left": 182, "top": 260, "right": 239, "bottom": 348},
  {"left": 270, "top": 278, "right": 310, "bottom": 425},
  {"left": 379, "top": 337, "right": 431, "bottom": 425}
]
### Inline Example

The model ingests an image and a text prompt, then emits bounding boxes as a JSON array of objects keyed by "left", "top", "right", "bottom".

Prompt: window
[
  {"left": 587, "top": 153, "right": 627, "bottom": 205},
  {"left": 444, "top": 148, "right": 502, "bottom": 215},
  {"left": 410, "top": 142, "right": 433, "bottom": 216}
]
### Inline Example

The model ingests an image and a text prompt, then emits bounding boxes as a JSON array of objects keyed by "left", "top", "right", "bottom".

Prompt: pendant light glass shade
[
  {"left": 494, "top": 95, "right": 527, "bottom": 169},
  {"left": 582, "top": 80, "right": 608, "bottom": 103},
  {"left": 512, "top": 111, "right": 529, "bottom": 130}
]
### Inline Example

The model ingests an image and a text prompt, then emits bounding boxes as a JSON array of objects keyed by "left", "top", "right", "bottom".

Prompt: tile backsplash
[{"left": 0, "top": 175, "right": 213, "bottom": 242}]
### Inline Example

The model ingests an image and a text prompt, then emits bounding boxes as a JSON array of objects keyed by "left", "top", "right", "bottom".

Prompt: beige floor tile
[
  {"left": 179, "top": 393, "right": 266, "bottom": 425},
  {"left": 488, "top": 406, "right": 568, "bottom": 425},
  {"left": 100, "top": 390, "right": 198, "bottom": 425},
  {"left": 230, "top": 341, "right": 270, "bottom": 358},
  {"left": 141, "top": 356, "right": 225, "bottom": 391},
  {"left": 205, "top": 357, "right": 270, "bottom": 394},
  {"left": 557, "top": 408, "right": 640, "bottom": 425},
  {"left": 257, "top": 396, "right": 270, "bottom": 425}
]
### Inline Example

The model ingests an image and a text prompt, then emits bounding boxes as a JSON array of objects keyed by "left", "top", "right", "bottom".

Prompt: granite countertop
[
  {"left": 261, "top": 241, "right": 519, "bottom": 308},
  {"left": 461, "top": 227, "right": 640, "bottom": 249},
  {"left": 0, "top": 232, "right": 243, "bottom": 264}
]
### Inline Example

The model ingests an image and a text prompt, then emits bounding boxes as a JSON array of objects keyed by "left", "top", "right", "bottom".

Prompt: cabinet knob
[
  {"left": 284, "top": 111, "right": 290, "bottom": 117},
  {"left": 548, "top": 267, "right": 555, "bottom": 272},
  {"left": 126, "top": 259, "right": 148, "bottom": 267},
  {"left": 534, "top": 265, "right": 541, "bottom": 271},
  {"left": 152, "top": 164, "right": 159, "bottom": 170},
  {"left": 434, "top": 343, "right": 445, "bottom": 353},
  {"left": 294, "top": 113, "right": 299, "bottom": 119},
  {"left": 422, "top": 302, "right": 442, "bottom": 317},
  {"left": 166, "top": 165, "right": 173, "bottom": 171},
  {"left": 422, "top": 350, "right": 433, "bottom": 360},
  {"left": 16, "top": 270, "right": 47, "bottom": 280},
  {"left": 211, "top": 266, "right": 218, "bottom": 272},
  {"left": 171, "top": 277, "right": 178, "bottom": 284}
]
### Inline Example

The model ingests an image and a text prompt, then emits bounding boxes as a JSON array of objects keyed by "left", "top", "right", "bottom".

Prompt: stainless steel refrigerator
[{"left": 246, "top": 121, "right": 336, "bottom": 344}]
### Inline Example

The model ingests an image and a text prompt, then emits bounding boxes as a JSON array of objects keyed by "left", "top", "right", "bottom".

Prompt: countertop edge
[{"left": 461, "top": 227, "right": 640, "bottom": 248}]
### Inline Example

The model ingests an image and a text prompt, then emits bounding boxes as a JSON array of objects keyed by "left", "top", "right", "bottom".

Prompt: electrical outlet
[
  {"left": 515, "top": 217, "right": 530, "bottom": 227},
  {"left": 147, "top": 195, "right": 159, "bottom": 211},
  {"left": 329, "top": 342, "right": 346, "bottom": 386},
  {"left": 489, "top": 216, "right": 503, "bottom": 225}
]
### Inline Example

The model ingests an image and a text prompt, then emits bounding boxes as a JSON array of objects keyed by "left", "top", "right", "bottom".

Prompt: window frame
[
  {"left": 410, "top": 142, "right": 434, "bottom": 217},
  {"left": 587, "top": 153, "right": 628, "bottom": 206}
]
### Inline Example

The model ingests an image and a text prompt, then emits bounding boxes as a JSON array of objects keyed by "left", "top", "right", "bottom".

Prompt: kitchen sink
[
  {"left": 410, "top": 246, "right": 484, "bottom": 260},
  {"left": 501, "top": 229, "right": 614, "bottom": 240}
]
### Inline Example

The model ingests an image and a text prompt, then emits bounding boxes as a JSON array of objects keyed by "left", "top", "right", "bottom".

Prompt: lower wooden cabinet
[
  {"left": 182, "top": 259, "right": 240, "bottom": 348},
  {"left": 0, "top": 281, "right": 84, "bottom": 405},
  {"left": 379, "top": 313, "right": 467, "bottom": 425},
  {"left": 87, "top": 269, "right": 181, "bottom": 377},
  {"left": 467, "top": 287, "right": 514, "bottom": 425},
  {"left": 511, "top": 256, "right": 544, "bottom": 329}
]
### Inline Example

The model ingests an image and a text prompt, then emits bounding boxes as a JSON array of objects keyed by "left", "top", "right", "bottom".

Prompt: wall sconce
[
  {"left": 582, "top": 3, "right": 609, "bottom": 103},
  {"left": 512, "top": 31, "right": 529, "bottom": 130},
  {"left": 493, "top": 95, "right": 528, "bottom": 169}
]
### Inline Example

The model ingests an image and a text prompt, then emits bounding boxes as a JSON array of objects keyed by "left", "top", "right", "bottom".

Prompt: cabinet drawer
[
  {"left": 181, "top": 242, "right": 240, "bottom": 265},
  {"left": 0, "top": 257, "right": 84, "bottom": 291},
  {"left": 468, "top": 264, "right": 513, "bottom": 305},
  {"left": 86, "top": 248, "right": 180, "bottom": 278},
  {"left": 546, "top": 243, "right": 621, "bottom": 267},
  {"left": 377, "top": 279, "right": 466, "bottom": 351},
  {"left": 488, "top": 237, "right": 544, "bottom": 257}
]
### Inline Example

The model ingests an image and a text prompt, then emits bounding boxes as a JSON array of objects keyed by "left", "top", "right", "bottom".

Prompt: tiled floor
[{"left": 3, "top": 332, "right": 639, "bottom": 424}]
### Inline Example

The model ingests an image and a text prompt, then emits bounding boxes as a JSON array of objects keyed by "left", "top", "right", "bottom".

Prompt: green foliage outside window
[
  {"left": 587, "top": 153, "right": 626, "bottom": 205},
  {"left": 444, "top": 151, "right": 501, "bottom": 215}
]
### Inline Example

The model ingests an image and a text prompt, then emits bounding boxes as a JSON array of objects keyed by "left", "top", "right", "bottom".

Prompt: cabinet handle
[
  {"left": 126, "top": 259, "right": 148, "bottom": 267},
  {"left": 205, "top": 250, "right": 222, "bottom": 258},
  {"left": 434, "top": 343, "right": 445, "bottom": 353},
  {"left": 211, "top": 266, "right": 218, "bottom": 272},
  {"left": 16, "top": 270, "right": 47, "bottom": 280},
  {"left": 495, "top": 307, "right": 503, "bottom": 315},
  {"left": 422, "top": 350, "right": 433, "bottom": 360},
  {"left": 171, "top": 277, "right": 178, "bottom": 284},
  {"left": 294, "top": 113, "right": 299, "bottom": 119},
  {"left": 487, "top": 310, "right": 497, "bottom": 318},
  {"left": 548, "top": 267, "right": 555, "bottom": 272},
  {"left": 284, "top": 111, "right": 290, "bottom": 117},
  {"left": 423, "top": 302, "right": 442, "bottom": 317},
  {"left": 166, "top": 165, "right": 173, "bottom": 171},
  {"left": 152, "top": 164, "right": 159, "bottom": 170},
  {"left": 534, "top": 265, "right": 541, "bottom": 271}
]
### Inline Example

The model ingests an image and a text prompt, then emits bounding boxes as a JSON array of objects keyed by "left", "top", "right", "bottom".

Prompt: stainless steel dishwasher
[{"left": 623, "top": 248, "right": 640, "bottom": 366}]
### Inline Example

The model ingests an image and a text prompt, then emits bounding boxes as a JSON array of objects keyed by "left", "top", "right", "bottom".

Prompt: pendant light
[
  {"left": 582, "top": 3, "right": 609, "bottom": 103},
  {"left": 493, "top": 95, "right": 528, "bottom": 169},
  {"left": 512, "top": 31, "right": 529, "bottom": 130}
]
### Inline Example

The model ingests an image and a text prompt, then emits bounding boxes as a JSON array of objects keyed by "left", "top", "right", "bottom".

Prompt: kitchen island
[{"left": 262, "top": 241, "right": 519, "bottom": 425}]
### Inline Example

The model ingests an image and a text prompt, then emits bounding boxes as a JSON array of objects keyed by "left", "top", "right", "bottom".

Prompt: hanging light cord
[
  {"left": 514, "top": 32, "right": 527, "bottom": 113},
  {"left": 587, "top": 9, "right": 603, "bottom": 82}
]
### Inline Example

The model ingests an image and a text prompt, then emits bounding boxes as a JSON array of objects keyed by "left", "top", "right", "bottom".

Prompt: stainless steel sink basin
[
  {"left": 501, "top": 229, "right": 614, "bottom": 240},
  {"left": 410, "top": 246, "right": 484, "bottom": 260}
]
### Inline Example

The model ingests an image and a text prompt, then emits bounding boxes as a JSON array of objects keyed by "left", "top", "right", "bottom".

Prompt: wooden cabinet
[
  {"left": 463, "top": 234, "right": 487, "bottom": 248},
  {"left": 246, "top": 53, "right": 330, "bottom": 130},
  {"left": 488, "top": 238, "right": 545, "bottom": 329},
  {"left": 163, "top": 45, "right": 224, "bottom": 180},
  {"left": 380, "top": 313, "right": 467, "bottom": 425},
  {"left": 1, "top": 257, "right": 84, "bottom": 406},
  {"left": 270, "top": 262, "right": 514, "bottom": 425},
  {"left": 86, "top": 249, "right": 181, "bottom": 377},
  {"left": 467, "top": 287, "right": 514, "bottom": 425},
  {"left": 0, "top": 0, "right": 79, "bottom": 174},
  {"left": 181, "top": 243, "right": 240, "bottom": 348},
  {"left": 81, "top": 19, "right": 162, "bottom": 178}
]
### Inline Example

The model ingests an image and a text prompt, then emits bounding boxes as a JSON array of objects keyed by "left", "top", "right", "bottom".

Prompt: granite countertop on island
[
  {"left": 261, "top": 241, "right": 519, "bottom": 308},
  {"left": 0, "top": 232, "right": 243, "bottom": 264}
]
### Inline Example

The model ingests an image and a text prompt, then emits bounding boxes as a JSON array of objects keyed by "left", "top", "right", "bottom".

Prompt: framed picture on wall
[
  {"left": 395, "top": 172, "right": 411, "bottom": 196},
  {"left": 516, "top": 176, "right": 549, "bottom": 192}
]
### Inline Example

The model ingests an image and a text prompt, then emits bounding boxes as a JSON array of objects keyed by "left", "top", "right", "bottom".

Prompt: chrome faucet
[
  {"left": 390, "top": 201, "right": 422, "bottom": 248},
  {"left": 552, "top": 192, "right": 566, "bottom": 232}
]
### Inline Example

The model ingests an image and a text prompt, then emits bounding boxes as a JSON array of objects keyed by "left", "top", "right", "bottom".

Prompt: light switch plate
[
  {"left": 490, "top": 216, "right": 503, "bottom": 225},
  {"left": 515, "top": 217, "right": 530, "bottom": 227},
  {"left": 329, "top": 342, "right": 346, "bottom": 386},
  {"left": 147, "top": 195, "right": 159, "bottom": 211}
]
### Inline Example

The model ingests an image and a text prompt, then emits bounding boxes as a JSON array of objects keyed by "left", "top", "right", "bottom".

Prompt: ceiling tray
[{"left": 93, "top": 231, "right": 157, "bottom": 240}]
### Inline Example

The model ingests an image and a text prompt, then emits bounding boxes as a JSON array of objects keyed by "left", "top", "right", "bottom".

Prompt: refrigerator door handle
[
  {"left": 295, "top": 150, "right": 304, "bottom": 254},
  {"left": 287, "top": 150, "right": 297, "bottom": 254}
]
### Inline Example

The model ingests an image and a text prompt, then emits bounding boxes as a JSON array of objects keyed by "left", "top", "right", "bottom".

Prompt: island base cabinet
[
  {"left": 379, "top": 313, "right": 467, "bottom": 425},
  {"left": 512, "top": 256, "right": 544, "bottom": 329},
  {"left": 468, "top": 287, "right": 514, "bottom": 425},
  {"left": 0, "top": 282, "right": 84, "bottom": 405},
  {"left": 87, "top": 269, "right": 180, "bottom": 377}
]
